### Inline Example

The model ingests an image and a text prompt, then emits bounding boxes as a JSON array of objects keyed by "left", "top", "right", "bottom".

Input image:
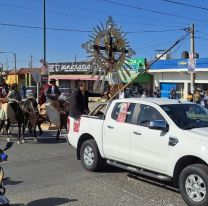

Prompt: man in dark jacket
[
  {"left": 45, "top": 79, "right": 61, "bottom": 101},
  {"left": 69, "top": 82, "right": 103, "bottom": 119}
]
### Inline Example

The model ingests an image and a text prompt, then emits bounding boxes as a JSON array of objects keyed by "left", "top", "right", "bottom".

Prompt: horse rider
[
  {"left": 45, "top": 79, "right": 61, "bottom": 102},
  {"left": 6, "top": 83, "right": 22, "bottom": 102},
  {"left": 0, "top": 83, "right": 21, "bottom": 135},
  {"left": 44, "top": 79, "right": 61, "bottom": 127}
]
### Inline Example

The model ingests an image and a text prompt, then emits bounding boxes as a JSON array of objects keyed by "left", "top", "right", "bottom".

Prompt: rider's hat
[{"left": 49, "top": 79, "right": 56, "bottom": 83}]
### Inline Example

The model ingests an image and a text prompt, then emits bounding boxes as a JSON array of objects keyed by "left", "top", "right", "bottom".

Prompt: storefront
[
  {"left": 48, "top": 58, "right": 152, "bottom": 93},
  {"left": 149, "top": 58, "right": 208, "bottom": 98},
  {"left": 121, "top": 58, "right": 153, "bottom": 95},
  {"left": 48, "top": 61, "right": 100, "bottom": 91}
]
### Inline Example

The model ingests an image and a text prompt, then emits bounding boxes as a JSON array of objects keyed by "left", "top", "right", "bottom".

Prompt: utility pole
[
  {"left": 14, "top": 53, "right": 17, "bottom": 83},
  {"left": 30, "top": 55, "right": 33, "bottom": 68},
  {"left": 190, "top": 24, "right": 195, "bottom": 94},
  {"left": 44, "top": 0, "right": 46, "bottom": 63}
]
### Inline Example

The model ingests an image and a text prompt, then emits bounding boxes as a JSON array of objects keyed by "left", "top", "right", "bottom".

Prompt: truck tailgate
[{"left": 67, "top": 115, "right": 104, "bottom": 151}]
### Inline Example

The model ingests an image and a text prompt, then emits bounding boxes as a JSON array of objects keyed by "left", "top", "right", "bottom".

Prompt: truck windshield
[{"left": 160, "top": 104, "right": 208, "bottom": 129}]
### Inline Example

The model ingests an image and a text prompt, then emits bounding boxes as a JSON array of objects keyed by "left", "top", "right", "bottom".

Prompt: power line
[
  {"left": 0, "top": 21, "right": 185, "bottom": 33},
  {"left": 162, "top": 0, "right": 208, "bottom": 11},
  {"left": 0, "top": 1, "right": 189, "bottom": 29},
  {"left": 35, "top": 0, "right": 188, "bottom": 27},
  {"left": 0, "top": 2, "right": 98, "bottom": 21},
  {"left": 0, "top": 22, "right": 91, "bottom": 32},
  {"left": 101, "top": 0, "right": 208, "bottom": 23},
  {"left": 136, "top": 40, "right": 178, "bottom": 50}
]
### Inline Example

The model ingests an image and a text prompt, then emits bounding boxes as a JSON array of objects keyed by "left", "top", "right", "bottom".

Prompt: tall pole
[
  {"left": 44, "top": 0, "right": 46, "bottom": 63},
  {"left": 14, "top": 53, "right": 17, "bottom": 83},
  {"left": 30, "top": 55, "right": 33, "bottom": 68},
  {"left": 190, "top": 24, "right": 195, "bottom": 94}
]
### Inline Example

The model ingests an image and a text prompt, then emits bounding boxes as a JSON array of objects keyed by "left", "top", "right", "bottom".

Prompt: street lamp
[{"left": 0, "top": 51, "right": 17, "bottom": 83}]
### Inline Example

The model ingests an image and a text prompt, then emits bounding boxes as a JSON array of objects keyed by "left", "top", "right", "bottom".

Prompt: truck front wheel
[
  {"left": 80, "top": 139, "right": 103, "bottom": 172},
  {"left": 179, "top": 164, "right": 208, "bottom": 206}
]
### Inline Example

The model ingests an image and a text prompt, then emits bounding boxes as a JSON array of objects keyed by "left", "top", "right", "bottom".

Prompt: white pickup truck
[{"left": 67, "top": 98, "right": 208, "bottom": 206}]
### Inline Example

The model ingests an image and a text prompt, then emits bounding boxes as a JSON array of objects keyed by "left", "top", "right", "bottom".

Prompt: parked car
[
  {"left": 67, "top": 98, "right": 208, "bottom": 206},
  {"left": 59, "top": 88, "right": 74, "bottom": 94},
  {"left": 25, "top": 86, "right": 37, "bottom": 98},
  {"left": 59, "top": 88, "right": 74, "bottom": 101}
]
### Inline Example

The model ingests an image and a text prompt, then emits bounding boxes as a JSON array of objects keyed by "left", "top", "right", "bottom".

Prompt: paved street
[
  {"left": 0, "top": 102, "right": 185, "bottom": 206},
  {"left": 0, "top": 123, "right": 186, "bottom": 206}
]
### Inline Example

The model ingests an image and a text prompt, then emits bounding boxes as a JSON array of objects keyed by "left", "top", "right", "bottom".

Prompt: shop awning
[{"left": 49, "top": 74, "right": 102, "bottom": 81}]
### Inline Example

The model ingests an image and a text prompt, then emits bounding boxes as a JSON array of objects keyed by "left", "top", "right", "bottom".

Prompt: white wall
[{"left": 152, "top": 71, "right": 208, "bottom": 98}]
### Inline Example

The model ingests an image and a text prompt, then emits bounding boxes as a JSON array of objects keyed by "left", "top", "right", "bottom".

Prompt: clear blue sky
[{"left": 0, "top": 0, "right": 208, "bottom": 69}]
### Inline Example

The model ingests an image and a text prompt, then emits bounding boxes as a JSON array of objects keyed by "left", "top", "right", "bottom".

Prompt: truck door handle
[
  {"left": 133, "top": 131, "right": 141, "bottom": 135},
  {"left": 107, "top": 125, "right": 114, "bottom": 129},
  {"left": 169, "top": 137, "right": 178, "bottom": 146}
]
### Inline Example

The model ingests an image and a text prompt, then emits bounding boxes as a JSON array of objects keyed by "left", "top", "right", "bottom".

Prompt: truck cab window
[
  {"left": 111, "top": 102, "right": 134, "bottom": 123},
  {"left": 138, "top": 105, "right": 165, "bottom": 127}
]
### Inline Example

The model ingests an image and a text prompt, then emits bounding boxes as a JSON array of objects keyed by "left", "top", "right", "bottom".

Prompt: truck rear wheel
[
  {"left": 80, "top": 139, "right": 103, "bottom": 172},
  {"left": 179, "top": 164, "right": 208, "bottom": 206}
]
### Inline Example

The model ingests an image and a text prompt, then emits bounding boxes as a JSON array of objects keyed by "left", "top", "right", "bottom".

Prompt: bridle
[{"left": 11, "top": 99, "right": 38, "bottom": 115}]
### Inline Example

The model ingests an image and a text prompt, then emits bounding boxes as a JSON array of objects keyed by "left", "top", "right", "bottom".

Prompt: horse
[
  {"left": 22, "top": 98, "right": 39, "bottom": 141},
  {"left": 0, "top": 98, "right": 39, "bottom": 144},
  {"left": 37, "top": 99, "right": 70, "bottom": 141}
]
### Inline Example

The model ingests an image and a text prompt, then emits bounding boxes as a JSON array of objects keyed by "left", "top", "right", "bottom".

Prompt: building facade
[
  {"left": 149, "top": 58, "right": 208, "bottom": 98},
  {"left": 6, "top": 68, "right": 41, "bottom": 86},
  {"left": 48, "top": 58, "right": 153, "bottom": 93},
  {"left": 48, "top": 61, "right": 100, "bottom": 91}
]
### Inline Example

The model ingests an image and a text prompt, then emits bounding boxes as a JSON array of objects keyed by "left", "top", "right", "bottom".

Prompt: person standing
[
  {"left": 20, "top": 84, "right": 26, "bottom": 99},
  {"left": 69, "top": 81, "right": 104, "bottom": 119},
  {"left": 203, "top": 90, "right": 208, "bottom": 109},
  {"left": 193, "top": 90, "right": 201, "bottom": 104},
  {"left": 186, "top": 91, "right": 193, "bottom": 102},
  {"left": 169, "top": 87, "right": 177, "bottom": 99},
  {"left": 141, "top": 90, "right": 148, "bottom": 98},
  {"left": 69, "top": 82, "right": 85, "bottom": 119}
]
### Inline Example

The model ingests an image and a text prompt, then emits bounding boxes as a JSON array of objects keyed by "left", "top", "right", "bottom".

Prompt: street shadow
[
  {"left": 11, "top": 197, "right": 77, "bottom": 206},
  {"left": 4, "top": 177, "right": 23, "bottom": 186},
  {"left": 100, "top": 163, "right": 126, "bottom": 174},
  {"left": 36, "top": 137, "right": 66, "bottom": 144},
  {"left": 127, "top": 173, "right": 179, "bottom": 194}
]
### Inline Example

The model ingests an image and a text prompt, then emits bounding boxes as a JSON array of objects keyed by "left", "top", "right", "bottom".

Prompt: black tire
[
  {"left": 179, "top": 164, "right": 208, "bottom": 206},
  {"left": 80, "top": 139, "right": 103, "bottom": 172}
]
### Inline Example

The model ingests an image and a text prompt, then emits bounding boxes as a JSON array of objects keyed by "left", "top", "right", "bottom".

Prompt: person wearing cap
[
  {"left": 44, "top": 79, "right": 61, "bottom": 127},
  {"left": 45, "top": 79, "right": 61, "bottom": 101}
]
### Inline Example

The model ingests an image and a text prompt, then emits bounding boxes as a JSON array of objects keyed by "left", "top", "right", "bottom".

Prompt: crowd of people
[
  {"left": 186, "top": 89, "right": 208, "bottom": 109},
  {"left": 1, "top": 79, "right": 208, "bottom": 128}
]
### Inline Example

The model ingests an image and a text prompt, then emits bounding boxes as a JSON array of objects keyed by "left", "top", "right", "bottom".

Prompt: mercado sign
[{"left": 48, "top": 62, "right": 93, "bottom": 74}]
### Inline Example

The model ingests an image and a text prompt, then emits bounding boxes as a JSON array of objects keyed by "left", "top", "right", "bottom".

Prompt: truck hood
[{"left": 184, "top": 127, "right": 208, "bottom": 140}]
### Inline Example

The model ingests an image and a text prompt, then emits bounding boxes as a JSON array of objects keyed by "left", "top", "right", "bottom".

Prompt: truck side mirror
[{"left": 149, "top": 120, "right": 168, "bottom": 131}]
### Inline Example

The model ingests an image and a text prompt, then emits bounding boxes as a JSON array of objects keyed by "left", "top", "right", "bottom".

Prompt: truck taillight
[{"left": 67, "top": 117, "right": 70, "bottom": 133}]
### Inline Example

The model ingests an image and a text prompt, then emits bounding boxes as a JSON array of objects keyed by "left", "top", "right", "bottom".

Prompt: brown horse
[{"left": 0, "top": 98, "right": 39, "bottom": 144}]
